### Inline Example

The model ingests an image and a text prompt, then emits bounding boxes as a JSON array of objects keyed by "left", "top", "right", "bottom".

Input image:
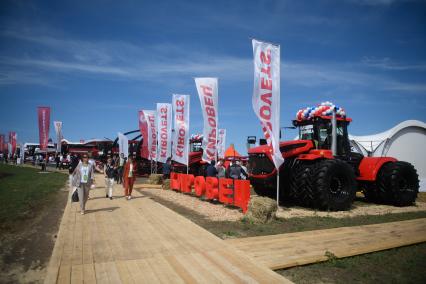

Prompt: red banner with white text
[
  {"left": 142, "top": 110, "right": 157, "bottom": 161},
  {"left": 138, "top": 111, "right": 150, "bottom": 159},
  {"left": 38, "top": 107, "right": 51, "bottom": 151},
  {"left": 9, "top": 132, "right": 17, "bottom": 156},
  {"left": 0, "top": 134, "right": 4, "bottom": 152}
]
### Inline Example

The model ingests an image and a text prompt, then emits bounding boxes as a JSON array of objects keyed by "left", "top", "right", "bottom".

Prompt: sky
[{"left": 1, "top": 0, "right": 425, "bottom": 154}]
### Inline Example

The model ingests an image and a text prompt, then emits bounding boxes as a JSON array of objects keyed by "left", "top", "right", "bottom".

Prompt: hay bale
[
  {"left": 148, "top": 174, "right": 163, "bottom": 185},
  {"left": 244, "top": 196, "right": 277, "bottom": 223},
  {"left": 162, "top": 179, "right": 171, "bottom": 190}
]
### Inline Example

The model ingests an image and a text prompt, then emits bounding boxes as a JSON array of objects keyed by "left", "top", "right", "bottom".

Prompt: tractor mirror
[{"left": 247, "top": 136, "right": 256, "bottom": 144}]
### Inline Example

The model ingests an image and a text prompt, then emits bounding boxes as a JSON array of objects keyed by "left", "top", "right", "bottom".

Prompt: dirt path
[{"left": 0, "top": 189, "right": 68, "bottom": 283}]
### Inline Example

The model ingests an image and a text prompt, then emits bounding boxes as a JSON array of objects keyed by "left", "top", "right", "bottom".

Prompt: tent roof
[{"left": 224, "top": 145, "right": 241, "bottom": 158}]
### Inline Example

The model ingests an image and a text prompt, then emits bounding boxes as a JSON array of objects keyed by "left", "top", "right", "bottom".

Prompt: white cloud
[
  {"left": 362, "top": 57, "right": 426, "bottom": 71},
  {"left": 1, "top": 27, "right": 425, "bottom": 96}
]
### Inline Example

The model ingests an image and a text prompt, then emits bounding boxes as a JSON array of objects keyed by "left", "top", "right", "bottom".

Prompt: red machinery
[{"left": 248, "top": 102, "right": 419, "bottom": 211}]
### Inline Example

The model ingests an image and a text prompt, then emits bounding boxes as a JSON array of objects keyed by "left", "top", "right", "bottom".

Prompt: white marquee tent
[{"left": 349, "top": 120, "right": 426, "bottom": 192}]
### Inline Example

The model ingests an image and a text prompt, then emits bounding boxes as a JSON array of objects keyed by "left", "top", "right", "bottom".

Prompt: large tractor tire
[
  {"left": 252, "top": 184, "right": 276, "bottom": 199},
  {"left": 312, "top": 159, "right": 357, "bottom": 211},
  {"left": 289, "top": 161, "right": 317, "bottom": 207},
  {"left": 361, "top": 182, "right": 380, "bottom": 203},
  {"left": 376, "top": 161, "right": 419, "bottom": 206}
]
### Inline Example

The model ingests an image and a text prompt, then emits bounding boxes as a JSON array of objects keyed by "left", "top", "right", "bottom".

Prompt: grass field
[
  {"left": 279, "top": 243, "right": 426, "bottom": 284},
  {"left": 0, "top": 164, "right": 67, "bottom": 231}
]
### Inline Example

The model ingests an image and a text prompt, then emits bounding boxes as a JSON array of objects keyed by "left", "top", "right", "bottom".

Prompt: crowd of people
[
  {"left": 205, "top": 159, "right": 248, "bottom": 179},
  {"left": 69, "top": 153, "right": 138, "bottom": 215}
]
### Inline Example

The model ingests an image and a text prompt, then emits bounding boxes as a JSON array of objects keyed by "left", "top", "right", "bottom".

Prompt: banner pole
[
  {"left": 186, "top": 138, "right": 189, "bottom": 175},
  {"left": 276, "top": 170, "right": 280, "bottom": 208}
]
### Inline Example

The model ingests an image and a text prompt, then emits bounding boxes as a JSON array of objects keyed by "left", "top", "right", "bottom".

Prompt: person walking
[
  {"left": 206, "top": 160, "right": 218, "bottom": 177},
  {"left": 117, "top": 153, "right": 125, "bottom": 184},
  {"left": 72, "top": 154, "right": 94, "bottom": 215},
  {"left": 68, "top": 154, "right": 80, "bottom": 190},
  {"left": 123, "top": 155, "right": 137, "bottom": 200},
  {"left": 55, "top": 154, "right": 60, "bottom": 169},
  {"left": 162, "top": 158, "right": 172, "bottom": 180},
  {"left": 104, "top": 157, "right": 115, "bottom": 200}
]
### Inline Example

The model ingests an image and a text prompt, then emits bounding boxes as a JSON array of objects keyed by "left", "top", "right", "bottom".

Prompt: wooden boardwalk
[
  {"left": 44, "top": 177, "right": 289, "bottom": 283},
  {"left": 226, "top": 218, "right": 426, "bottom": 270}
]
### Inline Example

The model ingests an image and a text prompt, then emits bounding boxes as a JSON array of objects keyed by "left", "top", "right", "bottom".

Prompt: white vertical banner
[
  {"left": 217, "top": 129, "right": 226, "bottom": 159},
  {"left": 252, "top": 39, "right": 284, "bottom": 170},
  {"left": 172, "top": 94, "right": 190, "bottom": 165},
  {"left": 20, "top": 143, "right": 25, "bottom": 163},
  {"left": 117, "top": 132, "right": 129, "bottom": 158},
  {"left": 53, "top": 121, "right": 63, "bottom": 153},
  {"left": 156, "top": 103, "right": 172, "bottom": 163},
  {"left": 143, "top": 110, "right": 157, "bottom": 161},
  {"left": 195, "top": 77, "right": 219, "bottom": 163}
]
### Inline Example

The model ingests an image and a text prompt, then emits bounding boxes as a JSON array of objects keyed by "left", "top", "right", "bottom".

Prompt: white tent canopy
[{"left": 350, "top": 120, "right": 426, "bottom": 192}]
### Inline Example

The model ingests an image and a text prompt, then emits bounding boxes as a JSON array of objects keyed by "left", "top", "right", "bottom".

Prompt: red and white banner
[
  {"left": 217, "top": 129, "right": 226, "bottom": 159},
  {"left": 53, "top": 121, "right": 62, "bottom": 152},
  {"left": 38, "top": 107, "right": 51, "bottom": 151},
  {"left": 9, "top": 132, "right": 17, "bottom": 156},
  {"left": 172, "top": 94, "right": 190, "bottom": 165},
  {"left": 252, "top": 39, "right": 284, "bottom": 169},
  {"left": 138, "top": 111, "right": 150, "bottom": 159},
  {"left": 143, "top": 110, "right": 157, "bottom": 161},
  {"left": 156, "top": 103, "right": 172, "bottom": 163},
  {"left": 195, "top": 78, "right": 218, "bottom": 163},
  {"left": 0, "top": 134, "right": 4, "bottom": 152}
]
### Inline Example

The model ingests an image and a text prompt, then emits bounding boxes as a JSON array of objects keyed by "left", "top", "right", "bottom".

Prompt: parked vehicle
[{"left": 248, "top": 102, "right": 419, "bottom": 211}]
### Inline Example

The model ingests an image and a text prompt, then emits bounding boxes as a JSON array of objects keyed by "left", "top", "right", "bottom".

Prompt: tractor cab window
[
  {"left": 317, "top": 121, "right": 332, "bottom": 149},
  {"left": 191, "top": 141, "right": 202, "bottom": 152},
  {"left": 316, "top": 120, "right": 349, "bottom": 155},
  {"left": 299, "top": 125, "right": 314, "bottom": 140}
]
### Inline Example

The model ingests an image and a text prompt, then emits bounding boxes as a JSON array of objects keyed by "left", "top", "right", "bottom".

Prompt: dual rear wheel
[
  {"left": 363, "top": 161, "right": 419, "bottom": 206},
  {"left": 289, "top": 159, "right": 357, "bottom": 211}
]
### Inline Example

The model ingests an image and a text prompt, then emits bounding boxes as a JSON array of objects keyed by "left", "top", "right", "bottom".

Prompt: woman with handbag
[
  {"left": 123, "top": 155, "right": 137, "bottom": 200},
  {"left": 104, "top": 157, "right": 115, "bottom": 200},
  {"left": 72, "top": 154, "right": 94, "bottom": 214}
]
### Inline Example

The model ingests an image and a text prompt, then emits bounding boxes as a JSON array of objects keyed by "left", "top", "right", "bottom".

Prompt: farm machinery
[{"left": 248, "top": 102, "right": 419, "bottom": 211}]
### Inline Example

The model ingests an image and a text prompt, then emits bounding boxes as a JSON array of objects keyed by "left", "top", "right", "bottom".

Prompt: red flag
[
  {"left": 38, "top": 107, "right": 51, "bottom": 150},
  {"left": 9, "top": 132, "right": 17, "bottom": 156},
  {"left": 0, "top": 134, "right": 4, "bottom": 152},
  {"left": 138, "top": 110, "right": 150, "bottom": 159}
]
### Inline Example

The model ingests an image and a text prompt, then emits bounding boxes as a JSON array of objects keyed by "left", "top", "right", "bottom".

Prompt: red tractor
[
  {"left": 248, "top": 102, "right": 419, "bottom": 211},
  {"left": 172, "top": 135, "right": 208, "bottom": 176}
]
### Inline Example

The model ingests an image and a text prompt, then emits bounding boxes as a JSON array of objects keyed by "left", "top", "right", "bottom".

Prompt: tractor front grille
[{"left": 248, "top": 154, "right": 275, "bottom": 175}]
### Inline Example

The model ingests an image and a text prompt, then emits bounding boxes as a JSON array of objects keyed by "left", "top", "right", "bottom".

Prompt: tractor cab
[{"left": 294, "top": 117, "right": 351, "bottom": 157}]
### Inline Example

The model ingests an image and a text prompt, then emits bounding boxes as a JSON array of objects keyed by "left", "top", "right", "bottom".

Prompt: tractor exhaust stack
[{"left": 331, "top": 107, "right": 337, "bottom": 156}]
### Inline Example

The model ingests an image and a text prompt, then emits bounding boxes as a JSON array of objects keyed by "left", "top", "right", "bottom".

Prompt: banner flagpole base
[{"left": 276, "top": 171, "right": 280, "bottom": 208}]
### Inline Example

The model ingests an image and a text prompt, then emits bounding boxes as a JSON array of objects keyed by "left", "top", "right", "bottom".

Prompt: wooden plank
[
  {"left": 115, "top": 261, "right": 134, "bottom": 284},
  {"left": 227, "top": 218, "right": 426, "bottom": 270},
  {"left": 45, "top": 174, "right": 289, "bottom": 283},
  {"left": 70, "top": 264, "right": 83, "bottom": 284},
  {"left": 82, "top": 264, "right": 97, "bottom": 284}
]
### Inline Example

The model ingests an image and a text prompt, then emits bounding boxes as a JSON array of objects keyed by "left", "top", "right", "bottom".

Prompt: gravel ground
[
  {"left": 135, "top": 185, "right": 244, "bottom": 222},
  {"left": 135, "top": 182, "right": 426, "bottom": 221},
  {"left": 276, "top": 201, "right": 426, "bottom": 219}
]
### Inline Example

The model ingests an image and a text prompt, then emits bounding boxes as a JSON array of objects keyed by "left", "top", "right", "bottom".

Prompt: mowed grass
[
  {"left": 0, "top": 164, "right": 67, "bottom": 230},
  {"left": 279, "top": 243, "right": 426, "bottom": 284}
]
